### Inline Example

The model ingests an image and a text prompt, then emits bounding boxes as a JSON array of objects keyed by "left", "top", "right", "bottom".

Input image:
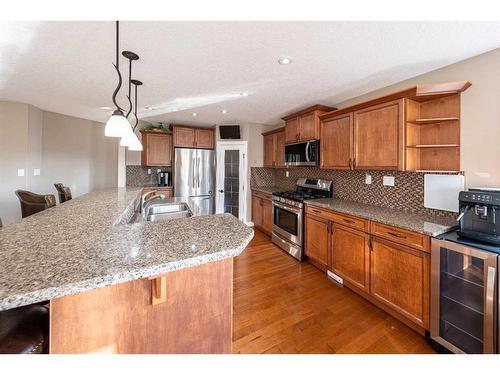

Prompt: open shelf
[
  {"left": 405, "top": 93, "right": 461, "bottom": 172},
  {"left": 407, "top": 117, "right": 459, "bottom": 125}
]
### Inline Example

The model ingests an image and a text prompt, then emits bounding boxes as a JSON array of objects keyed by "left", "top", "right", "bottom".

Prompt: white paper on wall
[{"left": 424, "top": 174, "right": 465, "bottom": 213}]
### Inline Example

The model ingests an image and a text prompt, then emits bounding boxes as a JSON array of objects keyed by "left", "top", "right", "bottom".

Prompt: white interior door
[{"left": 216, "top": 142, "right": 248, "bottom": 221}]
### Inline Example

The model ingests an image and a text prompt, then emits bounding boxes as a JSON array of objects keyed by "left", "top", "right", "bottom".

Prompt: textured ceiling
[{"left": 0, "top": 21, "right": 499, "bottom": 126}]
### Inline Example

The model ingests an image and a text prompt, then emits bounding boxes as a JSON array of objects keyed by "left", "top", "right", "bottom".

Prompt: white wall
[{"left": 0, "top": 102, "right": 119, "bottom": 225}]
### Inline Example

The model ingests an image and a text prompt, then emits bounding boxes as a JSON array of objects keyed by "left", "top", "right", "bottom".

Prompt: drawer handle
[
  {"left": 342, "top": 218, "right": 356, "bottom": 224},
  {"left": 387, "top": 231, "right": 406, "bottom": 239}
]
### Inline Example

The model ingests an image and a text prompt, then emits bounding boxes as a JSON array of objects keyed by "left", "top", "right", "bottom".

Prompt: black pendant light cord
[
  {"left": 133, "top": 83, "right": 139, "bottom": 131},
  {"left": 126, "top": 58, "right": 133, "bottom": 118},
  {"left": 111, "top": 21, "right": 124, "bottom": 113}
]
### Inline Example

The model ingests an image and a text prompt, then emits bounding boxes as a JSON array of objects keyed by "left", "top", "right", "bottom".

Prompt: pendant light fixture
[
  {"left": 125, "top": 79, "right": 144, "bottom": 151},
  {"left": 119, "top": 50, "right": 141, "bottom": 149},
  {"left": 104, "top": 21, "right": 131, "bottom": 138}
]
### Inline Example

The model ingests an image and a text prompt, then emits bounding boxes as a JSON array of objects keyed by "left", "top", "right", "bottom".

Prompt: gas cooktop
[{"left": 272, "top": 190, "right": 327, "bottom": 203}]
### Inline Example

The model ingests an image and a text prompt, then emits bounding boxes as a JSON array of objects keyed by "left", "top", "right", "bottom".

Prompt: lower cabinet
[
  {"left": 370, "top": 237, "right": 429, "bottom": 329},
  {"left": 252, "top": 191, "right": 273, "bottom": 236},
  {"left": 304, "top": 214, "right": 330, "bottom": 271},
  {"left": 331, "top": 223, "right": 370, "bottom": 293}
]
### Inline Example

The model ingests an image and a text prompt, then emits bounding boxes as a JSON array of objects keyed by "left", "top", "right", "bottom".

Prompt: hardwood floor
[{"left": 233, "top": 229, "right": 435, "bottom": 354}]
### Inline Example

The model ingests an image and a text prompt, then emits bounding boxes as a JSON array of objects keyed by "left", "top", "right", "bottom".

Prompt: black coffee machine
[
  {"left": 457, "top": 188, "right": 500, "bottom": 245},
  {"left": 157, "top": 171, "right": 170, "bottom": 187}
]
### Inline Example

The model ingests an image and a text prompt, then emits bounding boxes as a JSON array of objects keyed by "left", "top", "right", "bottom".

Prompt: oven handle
[{"left": 273, "top": 201, "right": 302, "bottom": 214}]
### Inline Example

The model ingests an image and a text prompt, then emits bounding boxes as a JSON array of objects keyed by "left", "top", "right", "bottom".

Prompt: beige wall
[
  {"left": 0, "top": 102, "right": 119, "bottom": 225},
  {"left": 333, "top": 48, "right": 500, "bottom": 188}
]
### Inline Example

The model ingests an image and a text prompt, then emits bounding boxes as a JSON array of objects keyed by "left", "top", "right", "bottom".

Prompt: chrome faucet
[{"left": 141, "top": 192, "right": 166, "bottom": 214}]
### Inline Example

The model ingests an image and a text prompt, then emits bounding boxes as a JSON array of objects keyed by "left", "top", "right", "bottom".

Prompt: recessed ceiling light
[
  {"left": 100, "top": 106, "right": 113, "bottom": 110},
  {"left": 221, "top": 109, "right": 228, "bottom": 114},
  {"left": 240, "top": 92, "right": 249, "bottom": 97},
  {"left": 278, "top": 57, "right": 292, "bottom": 65},
  {"left": 192, "top": 112, "right": 198, "bottom": 117}
]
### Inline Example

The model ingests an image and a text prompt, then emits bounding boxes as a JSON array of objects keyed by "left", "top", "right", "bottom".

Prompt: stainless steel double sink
[{"left": 144, "top": 202, "right": 192, "bottom": 222}]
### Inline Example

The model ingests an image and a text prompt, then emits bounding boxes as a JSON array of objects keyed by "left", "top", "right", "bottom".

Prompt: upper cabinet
[
  {"left": 353, "top": 99, "right": 404, "bottom": 170},
  {"left": 172, "top": 125, "right": 215, "bottom": 149},
  {"left": 141, "top": 131, "right": 172, "bottom": 167},
  {"left": 320, "top": 112, "right": 354, "bottom": 169},
  {"left": 282, "top": 104, "right": 336, "bottom": 144},
  {"left": 262, "top": 128, "right": 285, "bottom": 168}
]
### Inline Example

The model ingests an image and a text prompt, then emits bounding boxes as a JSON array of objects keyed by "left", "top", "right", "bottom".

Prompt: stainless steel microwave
[{"left": 285, "top": 140, "right": 319, "bottom": 167}]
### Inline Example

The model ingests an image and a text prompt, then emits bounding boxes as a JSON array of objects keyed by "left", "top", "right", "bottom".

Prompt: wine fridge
[{"left": 431, "top": 231, "right": 498, "bottom": 354}]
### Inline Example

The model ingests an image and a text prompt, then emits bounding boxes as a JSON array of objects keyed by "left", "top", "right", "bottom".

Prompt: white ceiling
[{"left": 0, "top": 21, "right": 499, "bottom": 127}]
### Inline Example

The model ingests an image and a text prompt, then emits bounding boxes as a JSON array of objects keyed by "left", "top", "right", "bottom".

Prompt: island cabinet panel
[
  {"left": 370, "top": 237, "right": 430, "bottom": 329},
  {"left": 304, "top": 214, "right": 329, "bottom": 271},
  {"left": 49, "top": 258, "right": 233, "bottom": 354},
  {"left": 320, "top": 113, "right": 353, "bottom": 169},
  {"left": 353, "top": 99, "right": 404, "bottom": 170},
  {"left": 251, "top": 191, "right": 273, "bottom": 236},
  {"left": 141, "top": 132, "right": 172, "bottom": 167},
  {"left": 331, "top": 223, "right": 370, "bottom": 292}
]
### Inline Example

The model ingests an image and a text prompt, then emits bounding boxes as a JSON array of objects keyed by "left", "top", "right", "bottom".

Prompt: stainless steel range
[{"left": 272, "top": 178, "right": 332, "bottom": 260}]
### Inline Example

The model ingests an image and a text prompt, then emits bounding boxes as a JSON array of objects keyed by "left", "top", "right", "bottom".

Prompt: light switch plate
[
  {"left": 383, "top": 176, "right": 395, "bottom": 186},
  {"left": 147, "top": 168, "right": 151, "bottom": 175},
  {"left": 17, "top": 169, "right": 25, "bottom": 177},
  {"left": 285, "top": 170, "right": 290, "bottom": 178},
  {"left": 34, "top": 168, "right": 40, "bottom": 176},
  {"left": 365, "top": 173, "right": 372, "bottom": 185}
]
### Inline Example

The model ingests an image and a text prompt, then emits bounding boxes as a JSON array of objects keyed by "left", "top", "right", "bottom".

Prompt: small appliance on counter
[
  {"left": 157, "top": 171, "right": 170, "bottom": 187},
  {"left": 430, "top": 187, "right": 500, "bottom": 354},
  {"left": 271, "top": 178, "right": 332, "bottom": 260}
]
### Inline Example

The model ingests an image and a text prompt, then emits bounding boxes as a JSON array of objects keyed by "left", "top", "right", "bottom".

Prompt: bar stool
[
  {"left": 0, "top": 219, "right": 50, "bottom": 354},
  {"left": 14, "top": 190, "right": 56, "bottom": 218},
  {"left": 54, "top": 183, "right": 72, "bottom": 204}
]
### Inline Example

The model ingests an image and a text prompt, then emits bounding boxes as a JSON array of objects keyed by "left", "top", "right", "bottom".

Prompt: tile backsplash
[
  {"left": 251, "top": 167, "right": 458, "bottom": 218},
  {"left": 126, "top": 166, "right": 172, "bottom": 187}
]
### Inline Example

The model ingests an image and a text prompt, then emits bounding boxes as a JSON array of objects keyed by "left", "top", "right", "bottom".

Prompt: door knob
[{"left": 218, "top": 189, "right": 224, "bottom": 193}]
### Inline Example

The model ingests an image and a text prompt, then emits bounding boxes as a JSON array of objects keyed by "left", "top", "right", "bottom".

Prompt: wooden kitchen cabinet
[
  {"left": 141, "top": 132, "right": 172, "bottom": 167},
  {"left": 304, "top": 214, "right": 329, "bottom": 271},
  {"left": 252, "top": 191, "right": 273, "bottom": 236},
  {"left": 262, "top": 128, "right": 285, "bottom": 168},
  {"left": 320, "top": 112, "right": 354, "bottom": 169},
  {"left": 370, "top": 237, "right": 430, "bottom": 329},
  {"left": 172, "top": 125, "right": 215, "bottom": 149},
  {"left": 331, "top": 223, "right": 370, "bottom": 293},
  {"left": 353, "top": 99, "right": 404, "bottom": 170},
  {"left": 282, "top": 104, "right": 336, "bottom": 144}
]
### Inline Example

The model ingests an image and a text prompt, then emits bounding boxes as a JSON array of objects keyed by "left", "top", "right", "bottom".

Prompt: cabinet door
[
  {"left": 195, "top": 128, "right": 214, "bottom": 149},
  {"left": 331, "top": 223, "right": 369, "bottom": 292},
  {"left": 173, "top": 127, "right": 195, "bottom": 148},
  {"left": 252, "top": 195, "right": 262, "bottom": 228},
  {"left": 320, "top": 113, "right": 353, "bottom": 169},
  {"left": 144, "top": 134, "right": 172, "bottom": 166},
  {"left": 353, "top": 99, "right": 404, "bottom": 170},
  {"left": 285, "top": 117, "right": 299, "bottom": 144},
  {"left": 261, "top": 198, "right": 273, "bottom": 235},
  {"left": 274, "top": 131, "right": 286, "bottom": 168},
  {"left": 263, "top": 134, "right": 275, "bottom": 168},
  {"left": 304, "top": 214, "right": 329, "bottom": 270},
  {"left": 298, "top": 112, "right": 317, "bottom": 141},
  {"left": 370, "top": 237, "right": 430, "bottom": 329}
]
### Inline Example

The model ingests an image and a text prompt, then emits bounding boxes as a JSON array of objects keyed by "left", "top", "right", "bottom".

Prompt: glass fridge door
[{"left": 431, "top": 238, "right": 497, "bottom": 353}]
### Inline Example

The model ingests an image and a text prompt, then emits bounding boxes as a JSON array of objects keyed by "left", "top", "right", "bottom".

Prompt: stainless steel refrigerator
[{"left": 174, "top": 148, "right": 216, "bottom": 214}]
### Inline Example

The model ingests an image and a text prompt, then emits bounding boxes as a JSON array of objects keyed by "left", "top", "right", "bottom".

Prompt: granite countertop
[
  {"left": 0, "top": 188, "right": 254, "bottom": 311},
  {"left": 251, "top": 186, "right": 288, "bottom": 194},
  {"left": 306, "top": 198, "right": 457, "bottom": 237}
]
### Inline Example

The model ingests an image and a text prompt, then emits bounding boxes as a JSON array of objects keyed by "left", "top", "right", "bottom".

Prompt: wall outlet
[
  {"left": 147, "top": 168, "right": 151, "bottom": 175},
  {"left": 34, "top": 168, "right": 40, "bottom": 176},
  {"left": 17, "top": 169, "right": 25, "bottom": 177},
  {"left": 383, "top": 175, "right": 395, "bottom": 186},
  {"left": 365, "top": 173, "right": 372, "bottom": 185},
  {"left": 285, "top": 170, "right": 289, "bottom": 178},
  {"left": 157, "top": 169, "right": 161, "bottom": 174}
]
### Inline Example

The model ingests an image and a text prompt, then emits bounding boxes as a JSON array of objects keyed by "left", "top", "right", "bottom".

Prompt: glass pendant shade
[
  {"left": 120, "top": 125, "right": 143, "bottom": 151},
  {"left": 127, "top": 132, "right": 143, "bottom": 151},
  {"left": 104, "top": 110, "right": 130, "bottom": 137}
]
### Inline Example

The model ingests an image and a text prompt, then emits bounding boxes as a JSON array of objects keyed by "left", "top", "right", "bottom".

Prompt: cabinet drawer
[
  {"left": 305, "top": 205, "right": 368, "bottom": 232},
  {"left": 371, "top": 222, "right": 430, "bottom": 252},
  {"left": 252, "top": 190, "right": 272, "bottom": 201}
]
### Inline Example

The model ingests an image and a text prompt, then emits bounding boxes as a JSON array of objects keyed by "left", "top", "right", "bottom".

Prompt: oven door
[{"left": 272, "top": 201, "right": 302, "bottom": 245}]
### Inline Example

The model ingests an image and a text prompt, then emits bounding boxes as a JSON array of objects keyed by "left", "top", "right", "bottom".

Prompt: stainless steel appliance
[
  {"left": 457, "top": 188, "right": 500, "bottom": 245},
  {"left": 272, "top": 178, "right": 332, "bottom": 260},
  {"left": 431, "top": 231, "right": 499, "bottom": 353},
  {"left": 174, "top": 148, "right": 215, "bottom": 214},
  {"left": 284, "top": 140, "right": 320, "bottom": 167}
]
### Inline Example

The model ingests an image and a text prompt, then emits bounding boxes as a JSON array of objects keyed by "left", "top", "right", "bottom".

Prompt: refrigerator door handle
[
  {"left": 484, "top": 265, "right": 496, "bottom": 353},
  {"left": 197, "top": 156, "right": 201, "bottom": 188}
]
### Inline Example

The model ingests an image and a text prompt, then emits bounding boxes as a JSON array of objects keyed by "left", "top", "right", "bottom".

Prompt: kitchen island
[{"left": 0, "top": 188, "right": 254, "bottom": 353}]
